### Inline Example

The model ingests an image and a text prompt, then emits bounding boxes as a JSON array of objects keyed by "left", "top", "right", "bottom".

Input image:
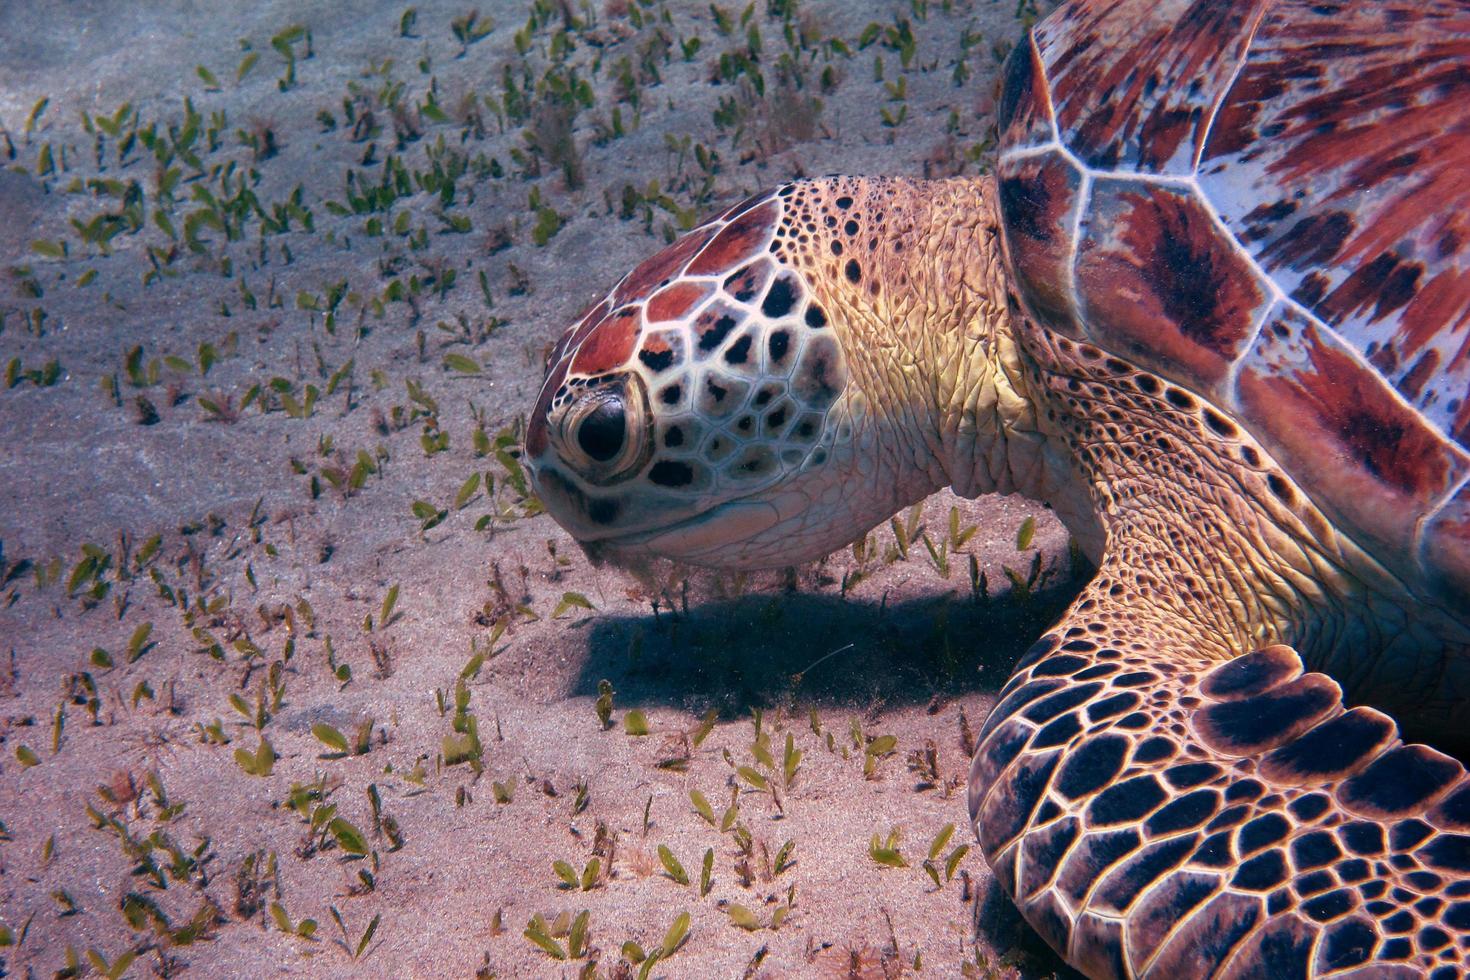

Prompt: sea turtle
[{"left": 527, "top": 0, "right": 1470, "bottom": 975}]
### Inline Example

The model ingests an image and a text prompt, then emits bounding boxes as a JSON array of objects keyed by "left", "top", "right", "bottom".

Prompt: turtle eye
[
  {"left": 559, "top": 375, "right": 651, "bottom": 484},
  {"left": 575, "top": 397, "right": 626, "bottom": 462}
]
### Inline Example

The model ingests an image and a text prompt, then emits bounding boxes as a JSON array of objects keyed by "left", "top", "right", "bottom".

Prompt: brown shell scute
[
  {"left": 997, "top": 32, "right": 1054, "bottom": 153},
  {"left": 1000, "top": 0, "right": 1470, "bottom": 607},
  {"left": 1197, "top": 0, "right": 1470, "bottom": 447},
  {"left": 997, "top": 151, "right": 1086, "bottom": 337},
  {"left": 1075, "top": 179, "right": 1268, "bottom": 388},
  {"left": 1234, "top": 304, "right": 1467, "bottom": 571},
  {"left": 1035, "top": 0, "right": 1268, "bottom": 172}
]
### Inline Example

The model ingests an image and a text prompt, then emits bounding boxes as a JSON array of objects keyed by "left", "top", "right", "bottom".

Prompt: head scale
[{"left": 528, "top": 182, "right": 879, "bottom": 570}]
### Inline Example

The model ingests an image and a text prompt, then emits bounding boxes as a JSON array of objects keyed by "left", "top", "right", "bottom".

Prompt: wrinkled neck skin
[{"left": 807, "top": 176, "right": 1102, "bottom": 560}]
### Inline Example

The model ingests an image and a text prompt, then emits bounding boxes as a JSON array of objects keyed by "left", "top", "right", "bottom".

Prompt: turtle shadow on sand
[
  {"left": 567, "top": 574, "right": 1089, "bottom": 978},
  {"left": 571, "top": 577, "right": 1470, "bottom": 765},
  {"left": 572, "top": 577, "right": 1083, "bottom": 714}
]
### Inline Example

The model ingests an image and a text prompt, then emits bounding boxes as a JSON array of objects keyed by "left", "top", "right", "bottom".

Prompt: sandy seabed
[{"left": 0, "top": 1, "right": 1081, "bottom": 976}]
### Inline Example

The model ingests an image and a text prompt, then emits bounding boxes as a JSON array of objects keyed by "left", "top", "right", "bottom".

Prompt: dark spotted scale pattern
[
  {"left": 973, "top": 628, "right": 1470, "bottom": 978},
  {"left": 999, "top": 0, "right": 1470, "bottom": 609}
]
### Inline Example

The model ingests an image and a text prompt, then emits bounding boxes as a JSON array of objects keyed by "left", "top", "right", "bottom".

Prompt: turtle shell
[{"left": 996, "top": 0, "right": 1470, "bottom": 608}]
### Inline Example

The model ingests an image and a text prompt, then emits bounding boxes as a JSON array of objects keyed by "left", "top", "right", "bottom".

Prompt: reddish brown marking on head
[
  {"left": 691, "top": 301, "right": 743, "bottom": 359},
  {"left": 636, "top": 331, "right": 677, "bottom": 374},
  {"left": 712, "top": 191, "right": 770, "bottom": 223},
  {"left": 721, "top": 261, "right": 773, "bottom": 305},
  {"left": 565, "top": 299, "right": 612, "bottom": 354},
  {"left": 526, "top": 356, "right": 567, "bottom": 458},
  {"left": 1076, "top": 181, "right": 1267, "bottom": 388},
  {"left": 646, "top": 281, "right": 710, "bottom": 323},
  {"left": 570, "top": 307, "right": 641, "bottom": 375},
  {"left": 612, "top": 225, "right": 718, "bottom": 307},
  {"left": 641, "top": 333, "right": 671, "bottom": 355},
  {"left": 531, "top": 299, "right": 614, "bottom": 458},
  {"left": 686, "top": 201, "right": 779, "bottom": 276}
]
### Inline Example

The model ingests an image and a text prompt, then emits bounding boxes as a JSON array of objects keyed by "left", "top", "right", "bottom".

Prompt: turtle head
[{"left": 527, "top": 184, "right": 907, "bottom": 570}]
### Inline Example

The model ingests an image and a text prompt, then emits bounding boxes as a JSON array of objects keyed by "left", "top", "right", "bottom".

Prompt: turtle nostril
[{"left": 577, "top": 398, "right": 626, "bottom": 462}]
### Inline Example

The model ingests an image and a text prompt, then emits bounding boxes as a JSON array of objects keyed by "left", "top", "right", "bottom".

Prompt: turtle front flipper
[{"left": 970, "top": 617, "right": 1470, "bottom": 978}]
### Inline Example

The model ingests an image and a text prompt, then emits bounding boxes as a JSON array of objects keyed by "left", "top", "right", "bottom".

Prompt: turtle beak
[
  {"left": 633, "top": 499, "right": 783, "bottom": 560},
  {"left": 576, "top": 489, "right": 809, "bottom": 569}
]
